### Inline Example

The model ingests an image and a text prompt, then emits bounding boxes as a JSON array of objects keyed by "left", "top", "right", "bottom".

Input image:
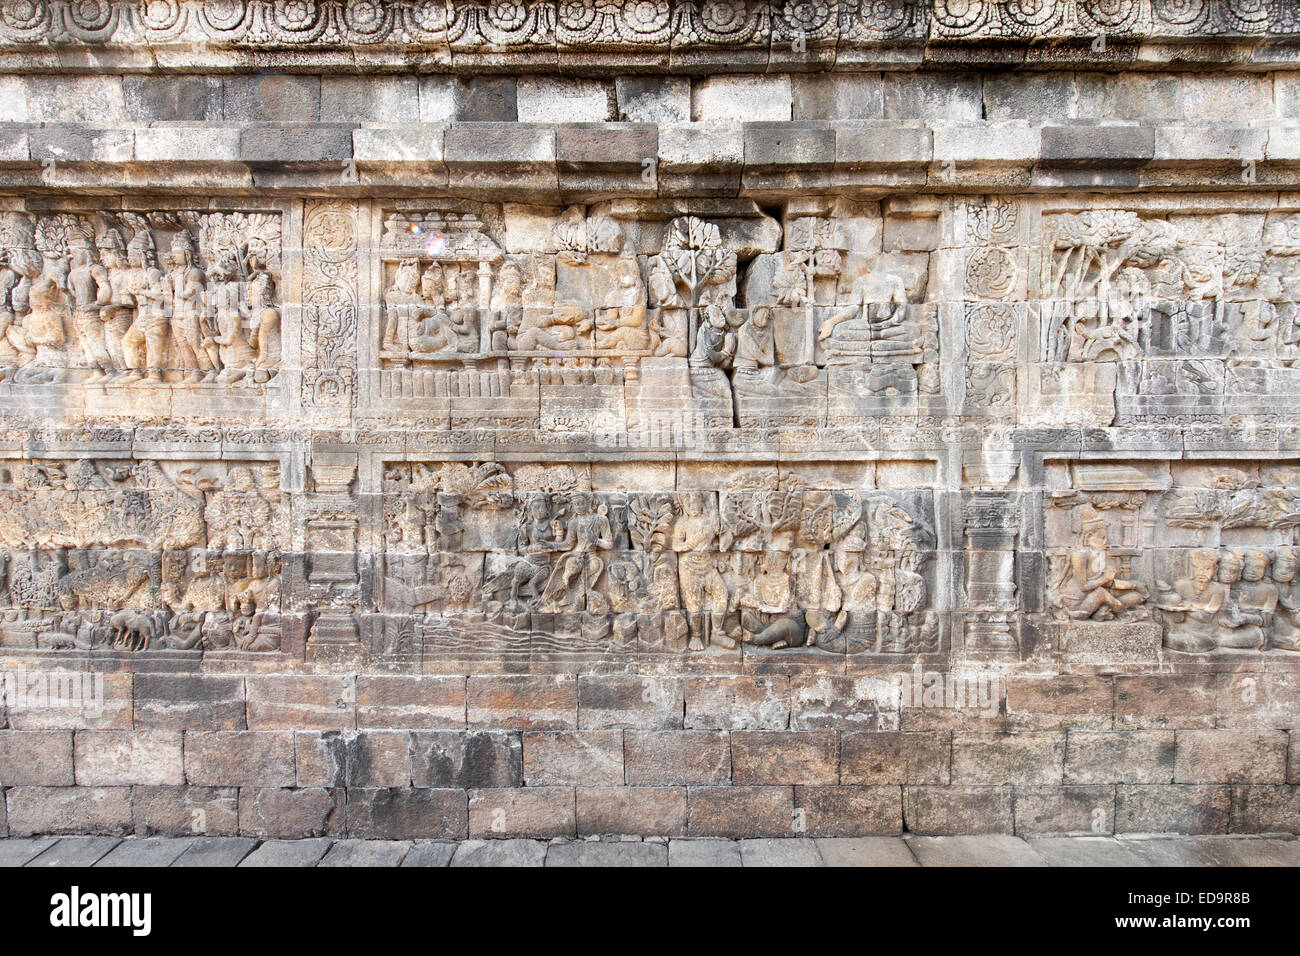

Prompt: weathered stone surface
[
  {"left": 0, "top": 835, "right": 59, "bottom": 866},
  {"left": 450, "top": 838, "right": 547, "bottom": 867},
  {"left": 625, "top": 731, "right": 730, "bottom": 786},
  {"left": 184, "top": 731, "right": 295, "bottom": 787},
  {"left": 3, "top": 5, "right": 1300, "bottom": 845},
  {"left": 1065, "top": 731, "right": 1175, "bottom": 784},
  {"left": 400, "top": 841, "right": 458, "bottom": 867},
  {"left": 411, "top": 731, "right": 521, "bottom": 789},
  {"left": 6, "top": 787, "right": 132, "bottom": 836},
  {"left": 345, "top": 789, "right": 467, "bottom": 841},
  {"left": 685, "top": 679, "right": 790, "bottom": 731},
  {"left": 74, "top": 731, "right": 183, "bottom": 786},
  {"left": 1028, "top": 836, "right": 1150, "bottom": 866},
  {"left": 577, "top": 787, "right": 687, "bottom": 837},
  {"left": 523, "top": 731, "right": 624, "bottom": 787},
  {"left": 667, "top": 838, "right": 743, "bottom": 867},
  {"left": 171, "top": 837, "right": 257, "bottom": 867},
  {"left": 738, "top": 838, "right": 824, "bottom": 867},
  {"left": 1115, "top": 785, "right": 1231, "bottom": 835},
  {"left": 546, "top": 840, "right": 667, "bottom": 867},
  {"left": 687, "top": 787, "right": 795, "bottom": 838},
  {"left": 795, "top": 786, "right": 903, "bottom": 836},
  {"left": 906, "top": 835, "right": 1046, "bottom": 867},
  {"left": 731, "top": 731, "right": 838, "bottom": 785},
  {"left": 468, "top": 789, "right": 575, "bottom": 839},
  {"left": 0, "top": 730, "right": 73, "bottom": 785},
  {"left": 815, "top": 836, "right": 918, "bottom": 866},
  {"left": 131, "top": 785, "right": 239, "bottom": 837},
  {"left": 239, "top": 838, "right": 332, "bottom": 867},
  {"left": 94, "top": 836, "right": 194, "bottom": 867},
  {"left": 237, "top": 788, "right": 344, "bottom": 840},
  {"left": 841, "top": 732, "right": 950, "bottom": 785},
  {"left": 318, "top": 838, "right": 412, "bottom": 867},
  {"left": 24, "top": 836, "right": 122, "bottom": 867}
]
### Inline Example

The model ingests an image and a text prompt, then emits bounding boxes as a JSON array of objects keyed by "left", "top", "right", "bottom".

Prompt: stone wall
[{"left": 0, "top": 0, "right": 1297, "bottom": 839}]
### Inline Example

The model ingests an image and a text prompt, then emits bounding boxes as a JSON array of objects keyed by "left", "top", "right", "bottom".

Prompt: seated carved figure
[
  {"left": 818, "top": 270, "right": 916, "bottom": 359},
  {"left": 13, "top": 276, "right": 69, "bottom": 384},
  {"left": 1270, "top": 547, "right": 1300, "bottom": 651},
  {"left": 1062, "top": 518, "right": 1148, "bottom": 621},
  {"left": 1158, "top": 549, "right": 1226, "bottom": 653},
  {"left": 594, "top": 254, "right": 649, "bottom": 351},
  {"left": 1215, "top": 548, "right": 1273, "bottom": 650},
  {"left": 515, "top": 302, "right": 590, "bottom": 351}
]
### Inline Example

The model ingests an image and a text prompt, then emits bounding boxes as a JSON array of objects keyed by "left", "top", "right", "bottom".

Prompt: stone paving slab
[
  {"left": 1027, "top": 837, "right": 1151, "bottom": 868},
  {"left": 401, "top": 842, "right": 458, "bottom": 868},
  {"left": 1119, "top": 837, "right": 1300, "bottom": 867},
  {"left": 450, "top": 839, "right": 549, "bottom": 867},
  {"left": 319, "top": 840, "right": 412, "bottom": 868},
  {"left": 95, "top": 837, "right": 196, "bottom": 868},
  {"left": 26, "top": 837, "right": 123, "bottom": 868},
  {"left": 545, "top": 840, "right": 668, "bottom": 867},
  {"left": 0, "top": 837, "right": 60, "bottom": 867},
  {"left": 739, "top": 838, "right": 825, "bottom": 867},
  {"left": 668, "top": 839, "right": 743, "bottom": 867},
  {"left": 238, "top": 838, "right": 333, "bottom": 868},
  {"left": 906, "top": 835, "right": 1048, "bottom": 867},
  {"left": 172, "top": 838, "right": 259, "bottom": 868},
  {"left": 2, "top": 835, "right": 1296, "bottom": 866},
  {"left": 815, "top": 837, "right": 920, "bottom": 867}
]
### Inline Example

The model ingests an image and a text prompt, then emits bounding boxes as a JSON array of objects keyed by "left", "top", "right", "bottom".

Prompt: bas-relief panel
[
  {"left": 1026, "top": 207, "right": 1300, "bottom": 426},
  {"left": 1043, "top": 460, "right": 1300, "bottom": 656},
  {"left": 0, "top": 208, "right": 283, "bottom": 394},
  {"left": 365, "top": 460, "right": 942, "bottom": 666},
  {"left": 1, "top": 193, "right": 1299, "bottom": 668},
  {"left": 0, "top": 456, "right": 288, "bottom": 655},
  {"left": 363, "top": 200, "right": 939, "bottom": 433}
]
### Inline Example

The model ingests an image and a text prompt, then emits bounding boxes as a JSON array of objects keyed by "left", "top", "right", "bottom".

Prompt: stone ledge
[{"left": 3, "top": 120, "right": 1299, "bottom": 197}]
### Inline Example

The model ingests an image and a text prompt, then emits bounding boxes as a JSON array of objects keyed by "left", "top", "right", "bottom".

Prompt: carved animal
[{"left": 108, "top": 608, "right": 160, "bottom": 652}]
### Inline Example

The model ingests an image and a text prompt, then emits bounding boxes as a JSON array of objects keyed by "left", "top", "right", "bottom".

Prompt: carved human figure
[
  {"left": 688, "top": 304, "right": 734, "bottom": 369},
  {"left": 488, "top": 495, "right": 554, "bottom": 608},
  {"left": 819, "top": 269, "right": 913, "bottom": 358},
  {"left": 543, "top": 493, "right": 613, "bottom": 611},
  {"left": 95, "top": 228, "right": 136, "bottom": 379},
  {"left": 13, "top": 272, "right": 70, "bottom": 385},
  {"left": 515, "top": 300, "right": 590, "bottom": 351},
  {"left": 411, "top": 263, "right": 472, "bottom": 354},
  {"left": 165, "top": 232, "right": 215, "bottom": 383},
  {"left": 735, "top": 306, "right": 775, "bottom": 372},
  {"left": 1270, "top": 547, "right": 1300, "bottom": 651},
  {"left": 383, "top": 259, "right": 424, "bottom": 354},
  {"left": 737, "top": 550, "right": 804, "bottom": 648},
  {"left": 247, "top": 269, "right": 280, "bottom": 382},
  {"left": 67, "top": 241, "right": 113, "bottom": 382},
  {"left": 209, "top": 255, "right": 255, "bottom": 384},
  {"left": 1064, "top": 513, "right": 1148, "bottom": 621},
  {"left": 1215, "top": 548, "right": 1272, "bottom": 649},
  {"left": 486, "top": 261, "right": 521, "bottom": 352},
  {"left": 1158, "top": 549, "right": 1226, "bottom": 653},
  {"left": 670, "top": 493, "right": 730, "bottom": 651},
  {"left": 120, "top": 234, "right": 170, "bottom": 384},
  {"left": 595, "top": 253, "right": 648, "bottom": 351},
  {"left": 1233, "top": 274, "right": 1282, "bottom": 366}
]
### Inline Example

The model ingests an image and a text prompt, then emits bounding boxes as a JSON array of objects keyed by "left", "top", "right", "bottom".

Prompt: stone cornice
[
  {"left": 1, "top": 119, "right": 1298, "bottom": 198},
  {"left": 0, "top": 1, "right": 1297, "bottom": 74}
]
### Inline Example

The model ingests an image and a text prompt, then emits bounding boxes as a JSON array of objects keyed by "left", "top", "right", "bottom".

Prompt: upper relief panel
[
  {"left": 363, "top": 198, "right": 938, "bottom": 434},
  {"left": 1027, "top": 207, "right": 1300, "bottom": 427},
  {"left": 0, "top": 207, "right": 284, "bottom": 416}
]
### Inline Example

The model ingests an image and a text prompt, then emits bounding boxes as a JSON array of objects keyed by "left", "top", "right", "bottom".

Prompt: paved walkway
[{"left": 1, "top": 834, "right": 1298, "bottom": 866}]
